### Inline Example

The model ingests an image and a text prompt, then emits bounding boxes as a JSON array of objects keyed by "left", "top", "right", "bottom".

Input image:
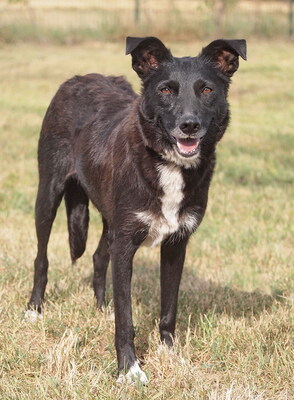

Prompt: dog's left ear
[
  {"left": 200, "top": 39, "right": 247, "bottom": 77},
  {"left": 126, "top": 36, "right": 173, "bottom": 78}
]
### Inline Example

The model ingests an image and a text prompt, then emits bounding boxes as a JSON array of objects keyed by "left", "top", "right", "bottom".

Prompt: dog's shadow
[
  {"left": 131, "top": 263, "right": 282, "bottom": 318},
  {"left": 127, "top": 263, "right": 284, "bottom": 356},
  {"left": 81, "top": 260, "right": 283, "bottom": 324},
  {"left": 77, "top": 260, "right": 284, "bottom": 359}
]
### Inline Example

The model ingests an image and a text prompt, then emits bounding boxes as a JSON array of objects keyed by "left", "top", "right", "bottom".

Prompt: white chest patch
[{"left": 136, "top": 164, "right": 197, "bottom": 247}]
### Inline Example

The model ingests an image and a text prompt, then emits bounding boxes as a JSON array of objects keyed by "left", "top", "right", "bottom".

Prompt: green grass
[{"left": 0, "top": 40, "right": 293, "bottom": 399}]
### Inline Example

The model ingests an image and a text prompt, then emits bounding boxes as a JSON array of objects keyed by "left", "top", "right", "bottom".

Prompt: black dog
[{"left": 26, "top": 36, "right": 246, "bottom": 383}]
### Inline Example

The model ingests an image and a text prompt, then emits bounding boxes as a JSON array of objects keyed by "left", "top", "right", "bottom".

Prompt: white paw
[
  {"left": 117, "top": 361, "right": 149, "bottom": 385},
  {"left": 24, "top": 309, "right": 43, "bottom": 323}
]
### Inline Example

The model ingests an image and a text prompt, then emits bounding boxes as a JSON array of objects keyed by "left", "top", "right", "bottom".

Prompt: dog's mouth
[{"left": 174, "top": 137, "right": 201, "bottom": 158}]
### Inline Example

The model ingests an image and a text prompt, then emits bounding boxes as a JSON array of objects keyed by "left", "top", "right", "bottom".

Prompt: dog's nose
[{"left": 179, "top": 118, "right": 200, "bottom": 135}]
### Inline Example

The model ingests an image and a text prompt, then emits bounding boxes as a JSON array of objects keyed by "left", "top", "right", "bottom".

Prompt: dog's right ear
[{"left": 126, "top": 36, "right": 172, "bottom": 78}]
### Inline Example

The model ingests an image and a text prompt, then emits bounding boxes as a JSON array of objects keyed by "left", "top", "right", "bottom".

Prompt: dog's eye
[
  {"left": 161, "top": 87, "right": 172, "bottom": 95},
  {"left": 202, "top": 87, "right": 212, "bottom": 94}
]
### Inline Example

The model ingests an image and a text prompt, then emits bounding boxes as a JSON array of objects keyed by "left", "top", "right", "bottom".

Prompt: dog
[{"left": 26, "top": 36, "right": 246, "bottom": 383}]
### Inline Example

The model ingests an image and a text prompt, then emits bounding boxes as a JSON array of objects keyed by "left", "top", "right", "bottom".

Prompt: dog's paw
[
  {"left": 24, "top": 309, "right": 43, "bottom": 323},
  {"left": 117, "top": 361, "right": 148, "bottom": 385}
]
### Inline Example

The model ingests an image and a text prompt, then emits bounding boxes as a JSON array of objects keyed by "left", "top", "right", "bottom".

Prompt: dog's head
[{"left": 126, "top": 36, "right": 246, "bottom": 168}]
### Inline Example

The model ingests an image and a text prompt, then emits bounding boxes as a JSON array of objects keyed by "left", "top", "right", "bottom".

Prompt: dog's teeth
[{"left": 176, "top": 138, "right": 199, "bottom": 156}]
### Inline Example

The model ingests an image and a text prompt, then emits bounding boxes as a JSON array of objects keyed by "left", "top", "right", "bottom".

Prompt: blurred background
[{"left": 0, "top": 0, "right": 293, "bottom": 44}]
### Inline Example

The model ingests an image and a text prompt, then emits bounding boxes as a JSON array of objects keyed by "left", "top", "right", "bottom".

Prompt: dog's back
[{"left": 40, "top": 73, "right": 137, "bottom": 144}]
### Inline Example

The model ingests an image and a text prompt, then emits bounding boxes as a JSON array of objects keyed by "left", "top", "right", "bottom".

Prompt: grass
[{"left": 0, "top": 39, "right": 294, "bottom": 399}]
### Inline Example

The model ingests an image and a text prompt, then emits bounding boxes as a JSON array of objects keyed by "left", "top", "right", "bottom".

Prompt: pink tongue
[{"left": 177, "top": 138, "right": 198, "bottom": 153}]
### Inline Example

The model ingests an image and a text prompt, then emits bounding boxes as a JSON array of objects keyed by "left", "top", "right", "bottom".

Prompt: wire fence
[{"left": 0, "top": 0, "right": 293, "bottom": 44}]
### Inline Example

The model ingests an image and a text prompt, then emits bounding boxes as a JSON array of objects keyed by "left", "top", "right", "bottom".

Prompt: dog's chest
[{"left": 136, "top": 164, "right": 197, "bottom": 247}]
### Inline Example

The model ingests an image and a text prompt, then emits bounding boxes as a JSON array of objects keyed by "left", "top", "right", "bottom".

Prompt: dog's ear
[
  {"left": 200, "top": 39, "right": 247, "bottom": 77},
  {"left": 126, "top": 36, "right": 172, "bottom": 78}
]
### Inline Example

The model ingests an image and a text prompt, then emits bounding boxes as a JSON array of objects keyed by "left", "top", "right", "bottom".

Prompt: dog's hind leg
[
  {"left": 93, "top": 218, "right": 110, "bottom": 309},
  {"left": 27, "top": 173, "right": 65, "bottom": 317}
]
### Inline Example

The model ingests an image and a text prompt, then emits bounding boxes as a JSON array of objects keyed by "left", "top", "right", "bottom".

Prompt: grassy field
[{"left": 0, "top": 39, "right": 293, "bottom": 399}]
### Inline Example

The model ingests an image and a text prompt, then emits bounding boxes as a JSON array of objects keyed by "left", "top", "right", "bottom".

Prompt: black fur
[{"left": 28, "top": 37, "right": 246, "bottom": 378}]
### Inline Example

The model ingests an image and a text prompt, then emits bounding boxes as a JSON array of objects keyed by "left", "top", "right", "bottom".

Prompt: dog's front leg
[
  {"left": 159, "top": 237, "right": 188, "bottom": 346},
  {"left": 110, "top": 235, "right": 148, "bottom": 384}
]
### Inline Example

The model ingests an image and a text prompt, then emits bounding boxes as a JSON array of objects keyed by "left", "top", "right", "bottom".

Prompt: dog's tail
[{"left": 64, "top": 177, "right": 89, "bottom": 263}]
